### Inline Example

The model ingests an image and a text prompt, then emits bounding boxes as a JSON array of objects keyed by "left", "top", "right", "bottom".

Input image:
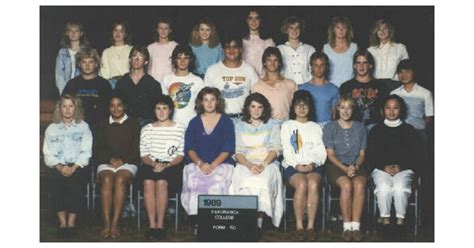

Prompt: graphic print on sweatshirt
[
  {"left": 168, "top": 82, "right": 194, "bottom": 109},
  {"left": 290, "top": 129, "right": 303, "bottom": 154}
]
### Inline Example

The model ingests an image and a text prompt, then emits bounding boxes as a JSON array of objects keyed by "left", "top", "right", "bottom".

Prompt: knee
[
  {"left": 354, "top": 181, "right": 366, "bottom": 193},
  {"left": 307, "top": 180, "right": 319, "bottom": 192},
  {"left": 143, "top": 180, "right": 155, "bottom": 193},
  {"left": 114, "top": 175, "right": 129, "bottom": 186},
  {"left": 339, "top": 182, "right": 352, "bottom": 194},
  {"left": 375, "top": 183, "right": 392, "bottom": 195},
  {"left": 101, "top": 175, "right": 114, "bottom": 186},
  {"left": 392, "top": 183, "right": 411, "bottom": 195},
  {"left": 294, "top": 180, "right": 308, "bottom": 193},
  {"left": 157, "top": 180, "right": 168, "bottom": 189}
]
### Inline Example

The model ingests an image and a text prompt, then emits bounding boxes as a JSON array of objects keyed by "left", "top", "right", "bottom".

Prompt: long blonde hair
[
  {"left": 369, "top": 19, "right": 396, "bottom": 47},
  {"left": 52, "top": 94, "right": 85, "bottom": 124},
  {"left": 327, "top": 16, "right": 354, "bottom": 48}
]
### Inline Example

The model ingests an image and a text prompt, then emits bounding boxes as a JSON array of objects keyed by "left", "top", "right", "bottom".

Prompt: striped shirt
[{"left": 140, "top": 122, "right": 185, "bottom": 162}]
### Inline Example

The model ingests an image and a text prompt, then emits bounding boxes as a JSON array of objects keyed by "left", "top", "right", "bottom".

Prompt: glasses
[{"left": 295, "top": 103, "right": 309, "bottom": 108}]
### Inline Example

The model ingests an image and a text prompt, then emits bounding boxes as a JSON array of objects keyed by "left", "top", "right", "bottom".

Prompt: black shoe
[
  {"left": 145, "top": 228, "right": 156, "bottom": 241},
  {"left": 67, "top": 227, "right": 77, "bottom": 237},
  {"left": 155, "top": 228, "right": 166, "bottom": 241}
]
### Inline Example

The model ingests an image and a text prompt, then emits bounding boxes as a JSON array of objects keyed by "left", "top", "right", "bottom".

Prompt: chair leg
[
  {"left": 175, "top": 193, "right": 179, "bottom": 232},
  {"left": 137, "top": 190, "right": 141, "bottom": 231},
  {"left": 321, "top": 183, "right": 326, "bottom": 232}
]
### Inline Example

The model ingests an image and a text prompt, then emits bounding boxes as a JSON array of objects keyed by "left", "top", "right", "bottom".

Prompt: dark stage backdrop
[{"left": 40, "top": 6, "right": 434, "bottom": 100}]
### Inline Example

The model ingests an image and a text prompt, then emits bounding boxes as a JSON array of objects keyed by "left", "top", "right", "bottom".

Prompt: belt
[{"left": 228, "top": 113, "right": 243, "bottom": 118}]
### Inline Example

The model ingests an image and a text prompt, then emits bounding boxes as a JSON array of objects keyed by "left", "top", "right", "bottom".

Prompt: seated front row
[{"left": 43, "top": 88, "right": 422, "bottom": 242}]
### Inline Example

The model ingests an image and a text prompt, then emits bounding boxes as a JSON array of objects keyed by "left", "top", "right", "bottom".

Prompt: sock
[
  {"left": 257, "top": 217, "right": 263, "bottom": 228},
  {"left": 351, "top": 222, "right": 360, "bottom": 231},
  {"left": 343, "top": 222, "right": 352, "bottom": 231}
]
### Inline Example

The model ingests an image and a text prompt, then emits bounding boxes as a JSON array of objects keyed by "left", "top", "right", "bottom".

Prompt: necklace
[{"left": 113, "top": 45, "right": 127, "bottom": 59}]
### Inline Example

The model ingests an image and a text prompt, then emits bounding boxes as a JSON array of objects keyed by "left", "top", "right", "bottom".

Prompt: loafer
[
  {"left": 306, "top": 229, "right": 317, "bottom": 241},
  {"left": 295, "top": 229, "right": 306, "bottom": 241},
  {"left": 352, "top": 229, "right": 363, "bottom": 241},
  {"left": 341, "top": 230, "right": 353, "bottom": 242},
  {"left": 57, "top": 227, "right": 67, "bottom": 239}
]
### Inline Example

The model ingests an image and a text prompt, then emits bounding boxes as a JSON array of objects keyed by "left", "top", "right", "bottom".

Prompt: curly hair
[
  {"left": 241, "top": 93, "right": 272, "bottom": 124},
  {"left": 289, "top": 90, "right": 316, "bottom": 122},
  {"left": 190, "top": 18, "right": 220, "bottom": 48},
  {"left": 280, "top": 16, "right": 305, "bottom": 35},
  {"left": 171, "top": 44, "right": 196, "bottom": 72},
  {"left": 53, "top": 94, "right": 85, "bottom": 124},
  {"left": 194, "top": 87, "right": 226, "bottom": 114}
]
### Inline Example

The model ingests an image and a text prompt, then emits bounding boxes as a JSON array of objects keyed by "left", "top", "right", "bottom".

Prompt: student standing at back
[
  {"left": 323, "top": 16, "right": 358, "bottom": 88},
  {"left": 55, "top": 21, "right": 90, "bottom": 95},
  {"left": 278, "top": 16, "right": 315, "bottom": 85},
  {"left": 147, "top": 17, "right": 179, "bottom": 83},
  {"left": 189, "top": 18, "right": 224, "bottom": 78},
  {"left": 99, "top": 20, "right": 133, "bottom": 89},
  {"left": 242, "top": 8, "right": 275, "bottom": 77}
]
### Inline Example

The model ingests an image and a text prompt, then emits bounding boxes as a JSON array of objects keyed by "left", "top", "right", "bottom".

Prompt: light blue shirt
[
  {"left": 190, "top": 43, "right": 224, "bottom": 76},
  {"left": 43, "top": 120, "right": 92, "bottom": 168},
  {"left": 299, "top": 82, "right": 339, "bottom": 123},
  {"left": 323, "top": 42, "right": 358, "bottom": 87}
]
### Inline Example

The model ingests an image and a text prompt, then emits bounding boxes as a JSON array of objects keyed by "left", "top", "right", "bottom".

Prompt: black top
[
  {"left": 367, "top": 122, "right": 422, "bottom": 173},
  {"left": 93, "top": 116, "right": 141, "bottom": 166},
  {"left": 63, "top": 75, "right": 113, "bottom": 126},
  {"left": 339, "top": 78, "right": 389, "bottom": 125},
  {"left": 115, "top": 73, "right": 162, "bottom": 120}
]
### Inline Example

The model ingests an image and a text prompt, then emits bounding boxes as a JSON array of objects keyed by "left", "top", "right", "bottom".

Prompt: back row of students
[{"left": 56, "top": 10, "right": 410, "bottom": 94}]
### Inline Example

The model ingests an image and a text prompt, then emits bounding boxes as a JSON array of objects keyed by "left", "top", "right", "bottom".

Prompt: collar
[
  {"left": 109, "top": 113, "right": 128, "bottom": 124},
  {"left": 285, "top": 41, "right": 303, "bottom": 48},
  {"left": 400, "top": 83, "right": 419, "bottom": 93},
  {"left": 59, "top": 120, "right": 78, "bottom": 129},
  {"left": 384, "top": 118, "right": 402, "bottom": 127}
]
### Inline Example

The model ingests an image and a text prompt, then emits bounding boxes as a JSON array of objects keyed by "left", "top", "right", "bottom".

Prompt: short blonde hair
[
  {"left": 335, "top": 95, "right": 356, "bottom": 120},
  {"left": 280, "top": 16, "right": 305, "bottom": 35},
  {"left": 75, "top": 48, "right": 101, "bottom": 67},
  {"left": 53, "top": 94, "right": 85, "bottom": 124}
]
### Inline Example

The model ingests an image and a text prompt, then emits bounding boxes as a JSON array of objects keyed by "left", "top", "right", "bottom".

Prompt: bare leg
[
  {"left": 305, "top": 173, "right": 321, "bottom": 230},
  {"left": 67, "top": 213, "right": 76, "bottom": 227},
  {"left": 57, "top": 211, "right": 67, "bottom": 228},
  {"left": 110, "top": 170, "right": 133, "bottom": 237},
  {"left": 99, "top": 171, "right": 114, "bottom": 237},
  {"left": 351, "top": 176, "right": 367, "bottom": 223},
  {"left": 336, "top": 176, "right": 353, "bottom": 223},
  {"left": 290, "top": 173, "right": 308, "bottom": 230},
  {"left": 144, "top": 180, "right": 157, "bottom": 229},
  {"left": 156, "top": 180, "right": 168, "bottom": 229}
]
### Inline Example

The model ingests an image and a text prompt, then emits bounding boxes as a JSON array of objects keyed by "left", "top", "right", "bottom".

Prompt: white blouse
[{"left": 368, "top": 42, "right": 409, "bottom": 80}]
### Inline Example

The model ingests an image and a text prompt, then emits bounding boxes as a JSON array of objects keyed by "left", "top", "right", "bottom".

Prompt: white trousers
[{"left": 372, "top": 168, "right": 414, "bottom": 219}]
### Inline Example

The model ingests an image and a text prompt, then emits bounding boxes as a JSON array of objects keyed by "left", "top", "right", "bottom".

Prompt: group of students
[{"left": 45, "top": 9, "right": 434, "bottom": 242}]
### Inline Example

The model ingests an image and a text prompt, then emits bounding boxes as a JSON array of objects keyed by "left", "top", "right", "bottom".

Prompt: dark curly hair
[
  {"left": 194, "top": 87, "right": 226, "bottom": 114},
  {"left": 289, "top": 90, "right": 316, "bottom": 122},
  {"left": 241, "top": 93, "right": 272, "bottom": 124}
]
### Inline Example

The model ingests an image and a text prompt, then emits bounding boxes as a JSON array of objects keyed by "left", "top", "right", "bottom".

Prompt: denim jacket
[
  {"left": 55, "top": 48, "right": 81, "bottom": 95},
  {"left": 43, "top": 120, "right": 93, "bottom": 168}
]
